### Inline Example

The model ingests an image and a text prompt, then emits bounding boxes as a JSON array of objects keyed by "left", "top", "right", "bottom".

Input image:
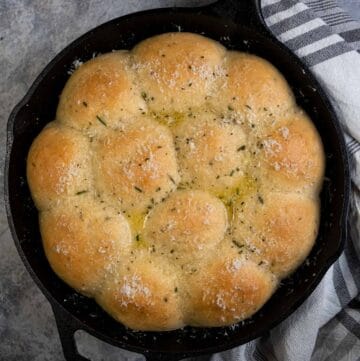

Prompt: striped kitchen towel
[{"left": 193, "top": 1, "right": 360, "bottom": 361}]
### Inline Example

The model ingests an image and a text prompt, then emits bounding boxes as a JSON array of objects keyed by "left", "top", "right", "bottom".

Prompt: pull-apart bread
[{"left": 27, "top": 32, "right": 324, "bottom": 331}]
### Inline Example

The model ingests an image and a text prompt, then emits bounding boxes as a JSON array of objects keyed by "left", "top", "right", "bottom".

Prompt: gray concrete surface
[
  {"left": 338, "top": 0, "right": 360, "bottom": 20},
  {"left": 1, "top": 1, "right": 359, "bottom": 360}
]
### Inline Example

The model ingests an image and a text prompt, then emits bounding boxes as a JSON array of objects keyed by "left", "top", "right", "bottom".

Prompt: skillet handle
[
  {"left": 52, "top": 304, "right": 90, "bottom": 361},
  {"left": 201, "top": 0, "right": 270, "bottom": 33},
  {"left": 52, "top": 303, "right": 185, "bottom": 361}
]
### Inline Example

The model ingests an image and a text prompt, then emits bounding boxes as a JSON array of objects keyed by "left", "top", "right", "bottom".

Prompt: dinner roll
[
  {"left": 40, "top": 196, "right": 131, "bottom": 295},
  {"left": 92, "top": 117, "right": 179, "bottom": 214},
  {"left": 174, "top": 113, "right": 248, "bottom": 195},
  {"left": 96, "top": 257, "right": 183, "bottom": 331},
  {"left": 57, "top": 51, "right": 146, "bottom": 133},
  {"left": 186, "top": 257, "right": 277, "bottom": 326},
  {"left": 258, "top": 110, "right": 325, "bottom": 193},
  {"left": 27, "top": 123, "right": 91, "bottom": 210},
  {"left": 132, "top": 32, "right": 226, "bottom": 113},
  {"left": 232, "top": 192, "right": 319, "bottom": 277},
  {"left": 144, "top": 190, "right": 227, "bottom": 261},
  {"left": 212, "top": 52, "right": 295, "bottom": 126}
]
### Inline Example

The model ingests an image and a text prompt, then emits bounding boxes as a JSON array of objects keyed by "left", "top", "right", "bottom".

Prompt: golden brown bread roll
[
  {"left": 132, "top": 32, "right": 226, "bottom": 113},
  {"left": 40, "top": 195, "right": 131, "bottom": 295},
  {"left": 27, "top": 123, "right": 92, "bottom": 210},
  {"left": 57, "top": 51, "right": 145, "bottom": 133},
  {"left": 213, "top": 51, "right": 295, "bottom": 122},
  {"left": 144, "top": 190, "right": 228, "bottom": 262},
  {"left": 232, "top": 192, "right": 319, "bottom": 278},
  {"left": 186, "top": 256, "right": 277, "bottom": 326},
  {"left": 92, "top": 117, "right": 179, "bottom": 214},
  {"left": 258, "top": 110, "right": 325, "bottom": 192},
  {"left": 96, "top": 256, "right": 183, "bottom": 331},
  {"left": 27, "top": 32, "right": 324, "bottom": 331},
  {"left": 174, "top": 113, "right": 248, "bottom": 195}
]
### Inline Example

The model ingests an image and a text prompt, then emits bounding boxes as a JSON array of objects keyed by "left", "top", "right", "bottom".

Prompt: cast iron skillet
[{"left": 5, "top": 0, "right": 350, "bottom": 360}]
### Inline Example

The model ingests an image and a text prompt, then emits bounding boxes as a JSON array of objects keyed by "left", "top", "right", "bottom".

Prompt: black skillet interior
[{"left": 5, "top": 0, "right": 349, "bottom": 360}]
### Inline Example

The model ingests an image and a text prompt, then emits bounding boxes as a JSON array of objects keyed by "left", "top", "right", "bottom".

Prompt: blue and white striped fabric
[{"left": 192, "top": 1, "right": 360, "bottom": 360}]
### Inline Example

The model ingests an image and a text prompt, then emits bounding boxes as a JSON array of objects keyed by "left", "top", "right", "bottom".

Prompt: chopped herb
[
  {"left": 134, "top": 186, "right": 143, "bottom": 193},
  {"left": 263, "top": 107, "right": 267, "bottom": 111},
  {"left": 228, "top": 105, "right": 234, "bottom": 111},
  {"left": 232, "top": 239, "right": 244, "bottom": 249},
  {"left": 258, "top": 261, "right": 264, "bottom": 266},
  {"left": 96, "top": 115, "right": 107, "bottom": 126},
  {"left": 188, "top": 82, "right": 192, "bottom": 87},
  {"left": 168, "top": 174, "right": 176, "bottom": 185},
  {"left": 135, "top": 234, "right": 141, "bottom": 241},
  {"left": 170, "top": 249, "right": 175, "bottom": 254},
  {"left": 163, "top": 297, "right": 168, "bottom": 302},
  {"left": 245, "top": 104, "right": 252, "bottom": 110},
  {"left": 141, "top": 91, "right": 147, "bottom": 100},
  {"left": 156, "top": 187, "right": 161, "bottom": 192},
  {"left": 82, "top": 101, "right": 88, "bottom": 107},
  {"left": 258, "top": 195, "right": 264, "bottom": 204},
  {"left": 237, "top": 145, "right": 246, "bottom": 151},
  {"left": 229, "top": 169, "right": 235, "bottom": 176},
  {"left": 174, "top": 287, "right": 178, "bottom": 292},
  {"left": 76, "top": 190, "right": 88, "bottom": 195},
  {"left": 216, "top": 175, "right": 220, "bottom": 179}
]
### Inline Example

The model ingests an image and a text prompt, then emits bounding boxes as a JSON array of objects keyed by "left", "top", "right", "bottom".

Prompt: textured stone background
[
  {"left": 338, "top": 0, "right": 360, "bottom": 19},
  {"left": 1, "top": 1, "right": 359, "bottom": 361}
]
